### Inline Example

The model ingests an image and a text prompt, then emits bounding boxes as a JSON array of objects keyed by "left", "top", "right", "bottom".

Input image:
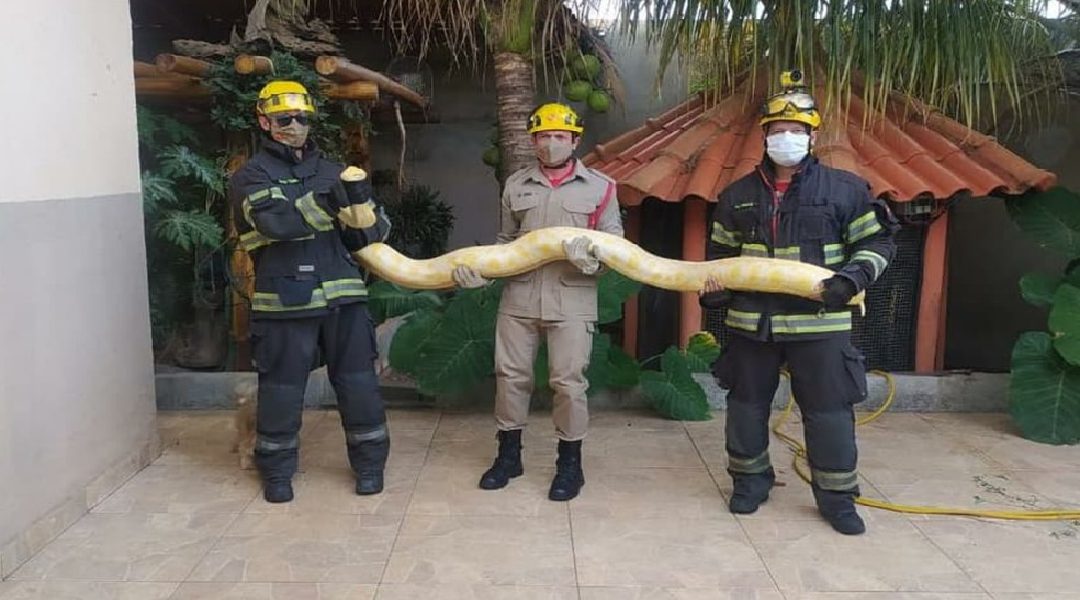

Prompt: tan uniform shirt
[{"left": 496, "top": 160, "right": 624, "bottom": 321}]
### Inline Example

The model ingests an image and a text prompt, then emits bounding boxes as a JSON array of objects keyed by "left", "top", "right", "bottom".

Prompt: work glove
[
  {"left": 698, "top": 277, "right": 732, "bottom": 309},
  {"left": 563, "top": 236, "right": 600, "bottom": 275},
  {"left": 820, "top": 275, "right": 858, "bottom": 310},
  {"left": 452, "top": 265, "right": 490, "bottom": 289}
]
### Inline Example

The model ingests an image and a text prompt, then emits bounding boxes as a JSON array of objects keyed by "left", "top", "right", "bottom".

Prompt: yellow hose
[{"left": 771, "top": 370, "right": 1080, "bottom": 520}]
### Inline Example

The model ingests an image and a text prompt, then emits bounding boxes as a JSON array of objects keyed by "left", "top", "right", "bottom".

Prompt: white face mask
[
  {"left": 766, "top": 131, "right": 811, "bottom": 167},
  {"left": 536, "top": 138, "right": 575, "bottom": 167}
]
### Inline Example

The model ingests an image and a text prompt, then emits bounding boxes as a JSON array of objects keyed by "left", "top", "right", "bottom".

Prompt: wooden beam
[
  {"left": 134, "top": 61, "right": 159, "bottom": 77},
  {"left": 155, "top": 53, "right": 212, "bottom": 77},
  {"left": 234, "top": 54, "right": 274, "bottom": 75},
  {"left": 320, "top": 80, "right": 380, "bottom": 102},
  {"left": 135, "top": 77, "right": 210, "bottom": 97},
  {"left": 915, "top": 208, "right": 949, "bottom": 372},
  {"left": 679, "top": 197, "right": 708, "bottom": 348},
  {"left": 622, "top": 205, "right": 642, "bottom": 358},
  {"left": 315, "top": 56, "right": 428, "bottom": 108}
]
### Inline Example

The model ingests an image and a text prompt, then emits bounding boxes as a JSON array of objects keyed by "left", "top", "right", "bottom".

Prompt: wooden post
[
  {"left": 226, "top": 151, "right": 254, "bottom": 370},
  {"left": 320, "top": 81, "right": 380, "bottom": 102},
  {"left": 154, "top": 54, "right": 213, "bottom": 77},
  {"left": 315, "top": 56, "right": 428, "bottom": 108},
  {"left": 915, "top": 207, "right": 949, "bottom": 372},
  {"left": 622, "top": 205, "right": 642, "bottom": 358},
  {"left": 234, "top": 54, "right": 274, "bottom": 75},
  {"left": 679, "top": 197, "right": 708, "bottom": 348}
]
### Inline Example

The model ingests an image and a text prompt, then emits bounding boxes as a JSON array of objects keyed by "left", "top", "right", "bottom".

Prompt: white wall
[{"left": 0, "top": 0, "right": 157, "bottom": 578}]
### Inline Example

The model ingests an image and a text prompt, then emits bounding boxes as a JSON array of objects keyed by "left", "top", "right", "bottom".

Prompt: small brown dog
[{"left": 232, "top": 380, "right": 258, "bottom": 470}]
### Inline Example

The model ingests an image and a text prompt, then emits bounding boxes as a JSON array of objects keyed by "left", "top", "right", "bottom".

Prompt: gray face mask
[{"left": 536, "top": 138, "right": 575, "bottom": 167}]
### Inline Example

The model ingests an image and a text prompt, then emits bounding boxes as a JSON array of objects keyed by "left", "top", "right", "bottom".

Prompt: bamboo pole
[
  {"left": 315, "top": 56, "right": 427, "bottom": 108},
  {"left": 155, "top": 53, "right": 213, "bottom": 77},
  {"left": 320, "top": 81, "right": 380, "bottom": 102},
  {"left": 234, "top": 54, "right": 274, "bottom": 75}
]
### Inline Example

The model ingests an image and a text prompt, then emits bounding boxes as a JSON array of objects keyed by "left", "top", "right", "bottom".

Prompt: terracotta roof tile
[{"left": 582, "top": 78, "right": 1056, "bottom": 206}]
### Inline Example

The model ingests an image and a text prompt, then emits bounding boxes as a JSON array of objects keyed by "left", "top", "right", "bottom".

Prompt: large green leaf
[
  {"left": 1019, "top": 273, "right": 1061, "bottom": 308},
  {"left": 388, "top": 309, "right": 442, "bottom": 376},
  {"left": 597, "top": 270, "right": 642, "bottom": 324},
  {"left": 411, "top": 284, "right": 501, "bottom": 396},
  {"left": 641, "top": 347, "right": 712, "bottom": 421},
  {"left": 154, "top": 210, "right": 224, "bottom": 251},
  {"left": 606, "top": 344, "right": 641, "bottom": 388},
  {"left": 685, "top": 331, "right": 721, "bottom": 373},
  {"left": 1049, "top": 284, "right": 1080, "bottom": 365},
  {"left": 1006, "top": 187, "right": 1080, "bottom": 257},
  {"left": 367, "top": 281, "right": 443, "bottom": 323},
  {"left": 1009, "top": 332, "right": 1080, "bottom": 445}
]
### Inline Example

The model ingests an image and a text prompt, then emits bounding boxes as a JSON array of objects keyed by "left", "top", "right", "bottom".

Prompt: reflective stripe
[
  {"left": 256, "top": 435, "right": 298, "bottom": 452},
  {"left": 346, "top": 424, "right": 388, "bottom": 445},
  {"left": 775, "top": 246, "right": 800, "bottom": 261},
  {"left": 251, "top": 278, "right": 368, "bottom": 312},
  {"left": 851, "top": 250, "right": 888, "bottom": 280},
  {"left": 276, "top": 178, "right": 301, "bottom": 184},
  {"left": 239, "top": 230, "right": 272, "bottom": 252},
  {"left": 725, "top": 309, "right": 761, "bottom": 332},
  {"left": 741, "top": 243, "right": 769, "bottom": 258},
  {"left": 728, "top": 450, "right": 771, "bottom": 474},
  {"left": 294, "top": 191, "right": 335, "bottom": 231},
  {"left": 771, "top": 311, "right": 852, "bottom": 334},
  {"left": 846, "top": 211, "right": 883, "bottom": 243},
  {"left": 812, "top": 469, "right": 859, "bottom": 491},
  {"left": 322, "top": 278, "right": 368, "bottom": 301},
  {"left": 242, "top": 187, "right": 288, "bottom": 228},
  {"left": 823, "top": 243, "right": 845, "bottom": 266},
  {"left": 710, "top": 222, "right": 741, "bottom": 247}
]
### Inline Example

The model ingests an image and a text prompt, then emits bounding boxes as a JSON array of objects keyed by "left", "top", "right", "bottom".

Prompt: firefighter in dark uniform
[
  {"left": 230, "top": 81, "right": 392, "bottom": 503},
  {"left": 700, "top": 71, "right": 898, "bottom": 534}
]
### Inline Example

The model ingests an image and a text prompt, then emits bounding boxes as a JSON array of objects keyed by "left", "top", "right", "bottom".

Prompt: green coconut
[
  {"left": 482, "top": 146, "right": 501, "bottom": 167},
  {"left": 564, "top": 79, "right": 593, "bottom": 102},
  {"left": 587, "top": 90, "right": 611, "bottom": 113},
  {"left": 570, "top": 54, "right": 602, "bottom": 80}
]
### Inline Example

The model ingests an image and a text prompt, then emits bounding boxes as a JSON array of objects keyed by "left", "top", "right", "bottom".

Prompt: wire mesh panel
[{"left": 703, "top": 225, "right": 925, "bottom": 371}]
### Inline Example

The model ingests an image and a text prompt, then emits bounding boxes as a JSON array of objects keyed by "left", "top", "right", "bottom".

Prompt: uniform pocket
[
  {"left": 561, "top": 197, "right": 596, "bottom": 228},
  {"left": 841, "top": 344, "right": 868, "bottom": 404},
  {"left": 274, "top": 275, "right": 317, "bottom": 306}
]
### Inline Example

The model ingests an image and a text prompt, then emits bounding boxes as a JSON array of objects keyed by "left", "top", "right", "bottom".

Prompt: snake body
[{"left": 356, "top": 226, "right": 865, "bottom": 311}]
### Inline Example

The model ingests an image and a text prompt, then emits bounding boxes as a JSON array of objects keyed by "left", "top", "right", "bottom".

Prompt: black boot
[
  {"left": 356, "top": 471, "right": 384, "bottom": 495},
  {"left": 263, "top": 479, "right": 294, "bottom": 503},
  {"left": 548, "top": 440, "right": 584, "bottom": 501},
  {"left": 728, "top": 468, "right": 775, "bottom": 514},
  {"left": 347, "top": 430, "right": 390, "bottom": 497},
  {"left": 813, "top": 485, "right": 866, "bottom": 535},
  {"left": 479, "top": 429, "right": 524, "bottom": 490}
]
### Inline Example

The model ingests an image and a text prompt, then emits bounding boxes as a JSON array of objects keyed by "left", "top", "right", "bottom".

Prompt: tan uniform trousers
[{"left": 494, "top": 313, "right": 593, "bottom": 441}]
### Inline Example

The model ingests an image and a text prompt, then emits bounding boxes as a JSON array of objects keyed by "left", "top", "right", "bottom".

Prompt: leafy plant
[
  {"left": 136, "top": 108, "right": 227, "bottom": 348},
  {"left": 371, "top": 170, "right": 456, "bottom": 260},
  {"left": 639, "top": 331, "right": 718, "bottom": 421},
  {"left": 1006, "top": 186, "right": 1080, "bottom": 444}
]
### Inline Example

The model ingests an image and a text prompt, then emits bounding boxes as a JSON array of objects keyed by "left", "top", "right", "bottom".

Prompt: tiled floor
[{"left": 2, "top": 409, "right": 1080, "bottom": 599}]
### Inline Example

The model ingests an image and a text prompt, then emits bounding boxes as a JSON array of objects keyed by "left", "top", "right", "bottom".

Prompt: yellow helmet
[
  {"left": 257, "top": 80, "right": 316, "bottom": 115},
  {"left": 527, "top": 103, "right": 584, "bottom": 134},
  {"left": 760, "top": 70, "right": 821, "bottom": 129}
]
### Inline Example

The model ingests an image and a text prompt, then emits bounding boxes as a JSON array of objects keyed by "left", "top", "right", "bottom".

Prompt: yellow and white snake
[{"left": 354, "top": 226, "right": 866, "bottom": 312}]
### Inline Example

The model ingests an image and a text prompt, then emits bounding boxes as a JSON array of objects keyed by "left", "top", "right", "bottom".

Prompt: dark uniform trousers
[
  {"left": 251, "top": 302, "right": 388, "bottom": 482},
  {"left": 716, "top": 333, "right": 867, "bottom": 504}
]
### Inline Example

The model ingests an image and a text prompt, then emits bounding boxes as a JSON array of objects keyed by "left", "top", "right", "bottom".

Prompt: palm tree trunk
[{"left": 494, "top": 51, "right": 536, "bottom": 190}]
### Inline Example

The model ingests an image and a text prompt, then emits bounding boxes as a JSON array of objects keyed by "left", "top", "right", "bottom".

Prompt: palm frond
[
  {"left": 155, "top": 210, "right": 225, "bottom": 252},
  {"left": 620, "top": 0, "right": 1062, "bottom": 128},
  {"left": 159, "top": 145, "right": 226, "bottom": 196}
]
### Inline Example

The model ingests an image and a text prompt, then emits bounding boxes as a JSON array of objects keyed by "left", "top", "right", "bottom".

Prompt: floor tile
[
  {"left": 740, "top": 517, "right": 980, "bottom": 593},
  {"left": 783, "top": 594, "right": 991, "bottom": 600},
  {"left": 1009, "top": 470, "right": 1080, "bottom": 508},
  {"left": 385, "top": 409, "right": 441, "bottom": 432},
  {"left": 375, "top": 584, "right": 578, "bottom": 599},
  {"left": 406, "top": 463, "right": 564, "bottom": 518},
  {"left": 170, "top": 582, "right": 377, "bottom": 599},
  {"left": 0, "top": 582, "right": 178, "bottom": 599},
  {"left": 914, "top": 518, "right": 1080, "bottom": 594},
  {"left": 91, "top": 465, "right": 260, "bottom": 514},
  {"left": 571, "top": 516, "right": 771, "bottom": 588},
  {"left": 578, "top": 587, "right": 785, "bottom": 599},
  {"left": 588, "top": 409, "right": 692, "bottom": 432},
  {"left": 186, "top": 513, "right": 400, "bottom": 583},
  {"left": 584, "top": 429, "right": 705, "bottom": 470},
  {"left": 156, "top": 411, "right": 327, "bottom": 468},
  {"left": 382, "top": 515, "right": 574, "bottom": 586},
  {"left": 862, "top": 470, "right": 1052, "bottom": 515},
  {"left": 568, "top": 467, "right": 730, "bottom": 520},
  {"left": 8, "top": 513, "right": 234, "bottom": 582}
]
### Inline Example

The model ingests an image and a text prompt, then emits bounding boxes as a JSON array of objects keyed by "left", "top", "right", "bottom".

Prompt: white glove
[
  {"left": 563, "top": 236, "right": 600, "bottom": 275},
  {"left": 451, "top": 265, "right": 490, "bottom": 289}
]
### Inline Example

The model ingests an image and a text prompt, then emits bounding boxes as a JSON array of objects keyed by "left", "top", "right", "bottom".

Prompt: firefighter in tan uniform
[{"left": 453, "top": 103, "right": 624, "bottom": 501}]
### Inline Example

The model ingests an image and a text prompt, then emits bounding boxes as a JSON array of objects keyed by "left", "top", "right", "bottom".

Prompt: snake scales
[{"left": 354, "top": 226, "right": 865, "bottom": 312}]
